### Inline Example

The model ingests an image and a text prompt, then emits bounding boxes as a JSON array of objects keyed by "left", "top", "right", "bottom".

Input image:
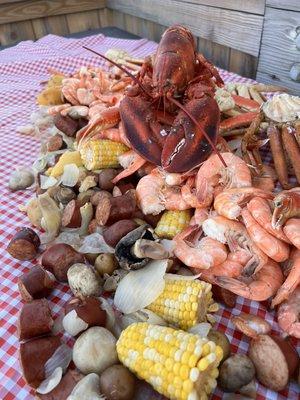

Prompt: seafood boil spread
[{"left": 4, "top": 25, "right": 300, "bottom": 400}]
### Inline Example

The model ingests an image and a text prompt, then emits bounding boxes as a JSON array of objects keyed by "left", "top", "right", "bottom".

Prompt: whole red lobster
[{"left": 84, "top": 25, "right": 225, "bottom": 172}]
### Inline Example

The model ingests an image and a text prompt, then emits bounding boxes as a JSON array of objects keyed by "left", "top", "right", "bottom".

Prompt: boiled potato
[{"left": 100, "top": 364, "right": 135, "bottom": 400}]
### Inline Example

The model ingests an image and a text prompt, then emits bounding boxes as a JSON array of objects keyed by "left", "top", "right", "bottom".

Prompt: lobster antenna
[
  {"left": 168, "top": 96, "right": 227, "bottom": 167},
  {"left": 82, "top": 46, "right": 151, "bottom": 97}
]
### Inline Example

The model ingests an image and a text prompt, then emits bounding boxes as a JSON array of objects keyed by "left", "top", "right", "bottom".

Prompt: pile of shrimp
[
  {"left": 47, "top": 66, "right": 131, "bottom": 146},
  {"left": 133, "top": 152, "right": 300, "bottom": 339}
]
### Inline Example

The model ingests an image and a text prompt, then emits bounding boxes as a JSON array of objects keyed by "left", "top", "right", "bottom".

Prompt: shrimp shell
[
  {"left": 241, "top": 209, "right": 290, "bottom": 263},
  {"left": 196, "top": 152, "right": 252, "bottom": 203},
  {"left": 174, "top": 226, "right": 227, "bottom": 270},
  {"left": 247, "top": 197, "right": 291, "bottom": 244},
  {"left": 215, "top": 259, "right": 283, "bottom": 301},
  {"left": 277, "top": 286, "right": 300, "bottom": 339},
  {"left": 272, "top": 249, "right": 300, "bottom": 307},
  {"left": 283, "top": 218, "right": 300, "bottom": 249}
]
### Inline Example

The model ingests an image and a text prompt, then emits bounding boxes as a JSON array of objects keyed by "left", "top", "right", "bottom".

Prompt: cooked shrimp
[
  {"left": 163, "top": 185, "right": 190, "bottom": 211},
  {"left": 190, "top": 208, "right": 209, "bottom": 226},
  {"left": 231, "top": 313, "right": 271, "bottom": 339},
  {"left": 61, "top": 105, "right": 89, "bottom": 118},
  {"left": 199, "top": 259, "right": 244, "bottom": 284},
  {"left": 202, "top": 215, "right": 267, "bottom": 275},
  {"left": 277, "top": 286, "right": 300, "bottom": 339},
  {"left": 241, "top": 209, "right": 289, "bottom": 263},
  {"left": 196, "top": 152, "right": 252, "bottom": 203},
  {"left": 181, "top": 176, "right": 210, "bottom": 208},
  {"left": 247, "top": 197, "right": 290, "bottom": 243},
  {"left": 174, "top": 226, "right": 227, "bottom": 270},
  {"left": 112, "top": 151, "right": 146, "bottom": 184},
  {"left": 96, "top": 127, "right": 131, "bottom": 147},
  {"left": 136, "top": 169, "right": 190, "bottom": 215},
  {"left": 136, "top": 169, "right": 165, "bottom": 215},
  {"left": 271, "top": 249, "right": 300, "bottom": 307},
  {"left": 272, "top": 190, "right": 300, "bottom": 228},
  {"left": 47, "top": 104, "right": 71, "bottom": 115},
  {"left": 215, "top": 259, "right": 283, "bottom": 301},
  {"left": 227, "top": 250, "right": 251, "bottom": 266},
  {"left": 214, "top": 187, "right": 272, "bottom": 220},
  {"left": 283, "top": 218, "right": 300, "bottom": 249}
]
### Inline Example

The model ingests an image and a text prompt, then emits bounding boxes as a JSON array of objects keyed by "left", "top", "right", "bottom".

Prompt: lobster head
[{"left": 153, "top": 25, "right": 197, "bottom": 97}]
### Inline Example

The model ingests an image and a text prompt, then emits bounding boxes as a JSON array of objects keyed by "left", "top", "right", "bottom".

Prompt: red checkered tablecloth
[{"left": 0, "top": 33, "right": 299, "bottom": 400}]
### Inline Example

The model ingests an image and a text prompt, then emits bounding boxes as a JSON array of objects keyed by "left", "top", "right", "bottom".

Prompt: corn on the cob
[
  {"left": 50, "top": 151, "right": 83, "bottom": 177},
  {"left": 80, "top": 139, "right": 129, "bottom": 170},
  {"left": 147, "top": 278, "right": 218, "bottom": 330},
  {"left": 117, "top": 322, "right": 223, "bottom": 400},
  {"left": 155, "top": 210, "right": 192, "bottom": 239}
]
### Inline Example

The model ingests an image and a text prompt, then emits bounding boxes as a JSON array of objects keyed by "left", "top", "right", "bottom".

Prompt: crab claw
[
  {"left": 119, "top": 96, "right": 163, "bottom": 166},
  {"left": 161, "top": 97, "right": 220, "bottom": 172}
]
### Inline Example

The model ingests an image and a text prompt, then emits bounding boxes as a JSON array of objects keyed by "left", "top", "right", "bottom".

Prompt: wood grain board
[
  {"left": 267, "top": 0, "right": 300, "bottom": 12},
  {"left": 183, "top": 0, "right": 265, "bottom": 15},
  {"left": 107, "top": 0, "right": 263, "bottom": 56},
  {"left": 0, "top": 0, "right": 105, "bottom": 24},
  {"left": 257, "top": 7, "right": 300, "bottom": 94}
]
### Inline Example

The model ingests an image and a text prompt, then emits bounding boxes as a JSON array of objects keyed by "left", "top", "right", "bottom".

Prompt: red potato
[
  {"left": 20, "top": 336, "right": 61, "bottom": 388},
  {"left": 98, "top": 169, "right": 119, "bottom": 191},
  {"left": 103, "top": 219, "right": 138, "bottom": 247},
  {"left": 249, "top": 334, "right": 299, "bottom": 391},
  {"left": 18, "top": 299, "right": 53, "bottom": 341},
  {"left": 41, "top": 243, "right": 85, "bottom": 282},
  {"left": 18, "top": 266, "right": 56, "bottom": 302}
]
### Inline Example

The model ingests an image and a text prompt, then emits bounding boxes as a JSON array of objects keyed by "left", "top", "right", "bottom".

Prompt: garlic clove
[{"left": 63, "top": 309, "right": 89, "bottom": 336}]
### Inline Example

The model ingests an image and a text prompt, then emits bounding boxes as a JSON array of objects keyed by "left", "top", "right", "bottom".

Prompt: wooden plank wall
[
  {"left": 106, "top": 0, "right": 266, "bottom": 78},
  {"left": 0, "top": 0, "right": 107, "bottom": 46},
  {"left": 257, "top": 1, "right": 300, "bottom": 94}
]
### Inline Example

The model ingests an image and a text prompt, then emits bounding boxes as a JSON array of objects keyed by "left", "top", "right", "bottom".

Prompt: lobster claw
[
  {"left": 119, "top": 96, "right": 163, "bottom": 165},
  {"left": 161, "top": 97, "right": 220, "bottom": 172}
]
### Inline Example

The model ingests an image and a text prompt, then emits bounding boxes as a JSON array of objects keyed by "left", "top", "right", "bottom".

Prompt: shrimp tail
[{"left": 215, "top": 276, "right": 249, "bottom": 298}]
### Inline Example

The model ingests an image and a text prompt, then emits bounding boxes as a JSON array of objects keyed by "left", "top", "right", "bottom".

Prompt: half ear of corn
[
  {"left": 155, "top": 210, "right": 192, "bottom": 239},
  {"left": 117, "top": 322, "right": 223, "bottom": 400},
  {"left": 147, "top": 278, "right": 218, "bottom": 330},
  {"left": 80, "top": 139, "right": 129, "bottom": 170}
]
